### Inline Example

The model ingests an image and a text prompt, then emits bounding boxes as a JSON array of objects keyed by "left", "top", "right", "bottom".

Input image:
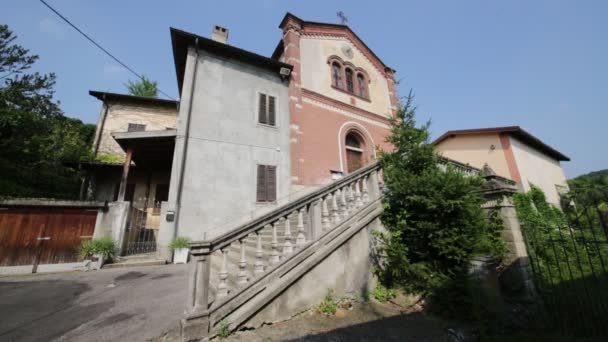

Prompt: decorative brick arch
[{"left": 337, "top": 122, "right": 377, "bottom": 173}]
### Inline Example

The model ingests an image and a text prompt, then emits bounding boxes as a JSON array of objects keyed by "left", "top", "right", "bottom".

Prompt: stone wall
[{"left": 92, "top": 100, "right": 177, "bottom": 158}]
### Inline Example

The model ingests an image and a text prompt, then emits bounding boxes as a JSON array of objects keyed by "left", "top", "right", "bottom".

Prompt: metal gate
[
  {"left": 0, "top": 207, "right": 98, "bottom": 269},
  {"left": 521, "top": 200, "right": 608, "bottom": 339},
  {"left": 123, "top": 200, "right": 160, "bottom": 256}
]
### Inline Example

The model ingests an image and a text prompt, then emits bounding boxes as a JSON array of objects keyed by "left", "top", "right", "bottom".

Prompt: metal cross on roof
[{"left": 336, "top": 11, "right": 349, "bottom": 25}]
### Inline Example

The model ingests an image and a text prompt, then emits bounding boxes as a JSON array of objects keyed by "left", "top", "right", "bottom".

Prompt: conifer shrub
[{"left": 375, "top": 91, "right": 506, "bottom": 319}]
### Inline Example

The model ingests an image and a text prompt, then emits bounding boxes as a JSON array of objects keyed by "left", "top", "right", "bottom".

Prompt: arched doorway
[{"left": 345, "top": 131, "right": 365, "bottom": 173}]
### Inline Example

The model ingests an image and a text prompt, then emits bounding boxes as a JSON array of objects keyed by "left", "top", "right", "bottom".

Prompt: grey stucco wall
[{"left": 158, "top": 47, "right": 291, "bottom": 259}]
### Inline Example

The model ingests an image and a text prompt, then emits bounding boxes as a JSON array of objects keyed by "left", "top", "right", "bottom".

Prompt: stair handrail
[{"left": 189, "top": 161, "right": 381, "bottom": 254}]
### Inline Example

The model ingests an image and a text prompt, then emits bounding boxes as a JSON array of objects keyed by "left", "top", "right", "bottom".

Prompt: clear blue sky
[{"left": 3, "top": 1, "right": 607, "bottom": 178}]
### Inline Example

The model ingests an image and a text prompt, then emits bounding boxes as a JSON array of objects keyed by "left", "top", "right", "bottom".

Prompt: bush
[
  {"left": 169, "top": 236, "right": 191, "bottom": 250},
  {"left": 318, "top": 291, "right": 337, "bottom": 315},
  {"left": 372, "top": 284, "right": 396, "bottom": 303},
  {"left": 375, "top": 91, "right": 506, "bottom": 321},
  {"left": 95, "top": 237, "right": 117, "bottom": 261},
  {"left": 378, "top": 92, "right": 503, "bottom": 291},
  {"left": 78, "top": 239, "right": 97, "bottom": 259},
  {"left": 78, "top": 237, "right": 117, "bottom": 261}
]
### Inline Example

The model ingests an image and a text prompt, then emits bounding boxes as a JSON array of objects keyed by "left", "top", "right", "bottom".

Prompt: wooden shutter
[
  {"left": 256, "top": 165, "right": 276, "bottom": 202},
  {"left": 266, "top": 165, "right": 277, "bottom": 201},
  {"left": 258, "top": 93, "right": 267, "bottom": 124},
  {"left": 268, "top": 96, "right": 276, "bottom": 126},
  {"left": 256, "top": 165, "right": 267, "bottom": 202}
]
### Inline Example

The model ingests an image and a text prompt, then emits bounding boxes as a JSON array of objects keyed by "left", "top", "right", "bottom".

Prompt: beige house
[{"left": 433, "top": 126, "right": 570, "bottom": 206}]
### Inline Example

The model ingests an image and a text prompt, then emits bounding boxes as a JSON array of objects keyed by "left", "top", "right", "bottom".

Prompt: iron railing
[
  {"left": 124, "top": 199, "right": 161, "bottom": 256},
  {"left": 521, "top": 201, "right": 608, "bottom": 339}
]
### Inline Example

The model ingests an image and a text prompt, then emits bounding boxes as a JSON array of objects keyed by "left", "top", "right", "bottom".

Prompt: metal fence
[
  {"left": 521, "top": 201, "right": 608, "bottom": 339},
  {"left": 123, "top": 199, "right": 161, "bottom": 256}
]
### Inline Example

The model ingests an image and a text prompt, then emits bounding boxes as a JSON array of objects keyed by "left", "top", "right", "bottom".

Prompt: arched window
[
  {"left": 345, "top": 68, "right": 354, "bottom": 93},
  {"left": 332, "top": 62, "right": 343, "bottom": 88},
  {"left": 345, "top": 131, "right": 364, "bottom": 173},
  {"left": 357, "top": 73, "right": 367, "bottom": 99}
]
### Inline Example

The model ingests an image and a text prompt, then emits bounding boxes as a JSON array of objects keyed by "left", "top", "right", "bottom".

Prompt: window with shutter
[
  {"left": 256, "top": 165, "right": 277, "bottom": 202},
  {"left": 258, "top": 93, "right": 277, "bottom": 127},
  {"left": 258, "top": 94, "right": 267, "bottom": 125},
  {"left": 266, "top": 165, "right": 276, "bottom": 201},
  {"left": 268, "top": 96, "right": 276, "bottom": 126},
  {"left": 256, "top": 165, "right": 267, "bottom": 202}
]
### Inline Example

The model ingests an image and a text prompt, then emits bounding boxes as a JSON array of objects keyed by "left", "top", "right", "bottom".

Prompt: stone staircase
[{"left": 180, "top": 162, "right": 383, "bottom": 341}]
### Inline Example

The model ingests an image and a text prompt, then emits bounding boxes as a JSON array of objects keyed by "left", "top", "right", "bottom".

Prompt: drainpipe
[{"left": 173, "top": 38, "right": 199, "bottom": 239}]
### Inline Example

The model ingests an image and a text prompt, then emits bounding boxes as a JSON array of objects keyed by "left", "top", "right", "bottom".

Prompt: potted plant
[
  {"left": 78, "top": 237, "right": 116, "bottom": 270},
  {"left": 170, "top": 237, "right": 191, "bottom": 264}
]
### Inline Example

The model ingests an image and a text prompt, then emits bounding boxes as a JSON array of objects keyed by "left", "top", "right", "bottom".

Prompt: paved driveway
[{"left": 0, "top": 264, "right": 188, "bottom": 342}]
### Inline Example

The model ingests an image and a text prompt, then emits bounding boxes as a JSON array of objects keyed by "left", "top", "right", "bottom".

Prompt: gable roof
[
  {"left": 170, "top": 27, "right": 293, "bottom": 96},
  {"left": 272, "top": 13, "right": 395, "bottom": 74},
  {"left": 89, "top": 90, "right": 178, "bottom": 107},
  {"left": 432, "top": 126, "right": 570, "bottom": 162}
]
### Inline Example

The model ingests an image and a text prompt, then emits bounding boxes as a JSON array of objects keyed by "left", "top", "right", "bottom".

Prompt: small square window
[{"left": 128, "top": 123, "right": 146, "bottom": 132}]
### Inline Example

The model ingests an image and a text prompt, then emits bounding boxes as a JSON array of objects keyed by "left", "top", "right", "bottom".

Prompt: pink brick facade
[{"left": 277, "top": 14, "right": 398, "bottom": 186}]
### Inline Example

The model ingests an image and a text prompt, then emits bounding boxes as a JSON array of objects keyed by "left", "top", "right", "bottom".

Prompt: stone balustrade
[{"left": 184, "top": 162, "right": 382, "bottom": 330}]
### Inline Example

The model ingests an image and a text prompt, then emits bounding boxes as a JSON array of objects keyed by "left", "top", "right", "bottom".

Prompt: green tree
[
  {"left": 376, "top": 91, "right": 504, "bottom": 294},
  {"left": 125, "top": 75, "right": 158, "bottom": 97},
  {"left": 0, "top": 24, "right": 95, "bottom": 199}
]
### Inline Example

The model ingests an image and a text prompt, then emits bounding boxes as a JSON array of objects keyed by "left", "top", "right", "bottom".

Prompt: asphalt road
[{"left": 0, "top": 264, "right": 188, "bottom": 342}]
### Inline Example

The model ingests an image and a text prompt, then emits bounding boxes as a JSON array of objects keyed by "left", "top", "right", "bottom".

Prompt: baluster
[
  {"left": 254, "top": 230, "right": 265, "bottom": 276},
  {"left": 321, "top": 196, "right": 331, "bottom": 230},
  {"left": 283, "top": 217, "right": 293, "bottom": 256},
  {"left": 340, "top": 186, "right": 349, "bottom": 219},
  {"left": 347, "top": 183, "right": 356, "bottom": 211},
  {"left": 270, "top": 222, "right": 281, "bottom": 264},
  {"left": 217, "top": 248, "right": 229, "bottom": 297},
  {"left": 237, "top": 239, "right": 248, "bottom": 285},
  {"left": 362, "top": 176, "right": 370, "bottom": 203},
  {"left": 331, "top": 191, "right": 340, "bottom": 224},
  {"left": 354, "top": 179, "right": 363, "bottom": 208},
  {"left": 296, "top": 208, "right": 306, "bottom": 247}
]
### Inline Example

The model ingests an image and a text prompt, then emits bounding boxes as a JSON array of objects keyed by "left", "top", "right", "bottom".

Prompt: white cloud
[{"left": 39, "top": 17, "right": 66, "bottom": 39}]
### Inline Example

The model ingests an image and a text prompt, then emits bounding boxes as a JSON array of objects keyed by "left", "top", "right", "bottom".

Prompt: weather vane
[{"left": 336, "top": 11, "right": 349, "bottom": 25}]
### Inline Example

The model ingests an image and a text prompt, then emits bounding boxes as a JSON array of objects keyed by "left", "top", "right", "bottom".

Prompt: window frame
[
  {"left": 331, "top": 62, "right": 343, "bottom": 89},
  {"left": 345, "top": 68, "right": 355, "bottom": 94},
  {"left": 356, "top": 73, "right": 368, "bottom": 99},
  {"left": 256, "top": 164, "right": 277, "bottom": 203},
  {"left": 127, "top": 123, "right": 146, "bottom": 132},
  {"left": 256, "top": 91, "right": 279, "bottom": 128}
]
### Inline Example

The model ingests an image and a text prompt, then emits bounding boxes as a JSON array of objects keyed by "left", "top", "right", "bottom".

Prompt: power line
[{"left": 38, "top": 0, "right": 176, "bottom": 101}]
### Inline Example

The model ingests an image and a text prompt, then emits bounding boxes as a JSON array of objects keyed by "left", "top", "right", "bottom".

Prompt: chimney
[{"left": 211, "top": 25, "right": 229, "bottom": 44}]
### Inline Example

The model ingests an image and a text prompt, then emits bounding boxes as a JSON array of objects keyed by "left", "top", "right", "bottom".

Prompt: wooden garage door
[{"left": 0, "top": 208, "right": 97, "bottom": 266}]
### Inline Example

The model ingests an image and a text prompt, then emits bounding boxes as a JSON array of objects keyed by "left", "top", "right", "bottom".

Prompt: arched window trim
[{"left": 327, "top": 56, "right": 372, "bottom": 102}]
